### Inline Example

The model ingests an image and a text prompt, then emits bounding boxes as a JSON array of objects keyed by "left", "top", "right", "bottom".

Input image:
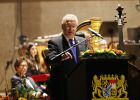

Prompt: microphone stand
[{"left": 51, "top": 34, "right": 95, "bottom": 61}]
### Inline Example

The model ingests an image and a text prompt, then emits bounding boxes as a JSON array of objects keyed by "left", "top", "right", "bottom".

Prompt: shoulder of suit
[
  {"left": 27, "top": 76, "right": 32, "bottom": 80},
  {"left": 11, "top": 75, "right": 20, "bottom": 81},
  {"left": 49, "top": 34, "right": 62, "bottom": 42},
  {"left": 75, "top": 35, "right": 85, "bottom": 41}
]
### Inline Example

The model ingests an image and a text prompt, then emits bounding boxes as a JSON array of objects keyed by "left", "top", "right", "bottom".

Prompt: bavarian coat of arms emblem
[{"left": 91, "top": 74, "right": 129, "bottom": 100}]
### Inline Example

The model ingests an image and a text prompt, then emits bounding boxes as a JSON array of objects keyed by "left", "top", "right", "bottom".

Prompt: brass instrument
[{"left": 77, "top": 17, "right": 101, "bottom": 49}]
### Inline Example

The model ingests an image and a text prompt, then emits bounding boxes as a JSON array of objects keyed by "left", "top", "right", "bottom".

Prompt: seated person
[
  {"left": 76, "top": 30, "right": 93, "bottom": 50},
  {"left": 25, "top": 42, "right": 43, "bottom": 76},
  {"left": 11, "top": 57, "right": 48, "bottom": 99},
  {"left": 99, "top": 39, "right": 108, "bottom": 49},
  {"left": 25, "top": 42, "right": 48, "bottom": 93},
  {"left": 108, "top": 41, "right": 119, "bottom": 49}
]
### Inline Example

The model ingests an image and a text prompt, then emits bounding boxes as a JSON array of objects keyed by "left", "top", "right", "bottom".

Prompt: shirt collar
[
  {"left": 16, "top": 73, "right": 26, "bottom": 78},
  {"left": 63, "top": 34, "right": 75, "bottom": 44}
]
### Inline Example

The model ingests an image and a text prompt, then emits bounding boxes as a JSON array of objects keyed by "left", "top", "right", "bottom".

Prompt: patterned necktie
[{"left": 69, "top": 39, "right": 77, "bottom": 63}]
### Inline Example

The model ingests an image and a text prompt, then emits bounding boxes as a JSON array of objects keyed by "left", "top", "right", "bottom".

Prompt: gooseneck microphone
[{"left": 88, "top": 28, "right": 104, "bottom": 39}]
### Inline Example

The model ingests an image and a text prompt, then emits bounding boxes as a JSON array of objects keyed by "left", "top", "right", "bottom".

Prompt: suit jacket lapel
[
  {"left": 62, "top": 34, "right": 69, "bottom": 51},
  {"left": 26, "top": 77, "right": 34, "bottom": 89},
  {"left": 74, "top": 37, "right": 80, "bottom": 62}
]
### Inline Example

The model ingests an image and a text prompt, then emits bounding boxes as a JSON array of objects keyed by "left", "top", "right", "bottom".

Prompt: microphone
[{"left": 88, "top": 28, "right": 103, "bottom": 39}]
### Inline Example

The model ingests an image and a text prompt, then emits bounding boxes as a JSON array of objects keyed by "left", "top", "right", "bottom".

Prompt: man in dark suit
[
  {"left": 45, "top": 14, "right": 87, "bottom": 100},
  {"left": 11, "top": 57, "right": 48, "bottom": 99}
]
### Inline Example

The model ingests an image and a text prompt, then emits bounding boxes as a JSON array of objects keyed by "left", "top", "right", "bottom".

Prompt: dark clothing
[
  {"left": 46, "top": 34, "right": 87, "bottom": 73},
  {"left": 45, "top": 34, "right": 87, "bottom": 100},
  {"left": 26, "top": 67, "right": 41, "bottom": 76}
]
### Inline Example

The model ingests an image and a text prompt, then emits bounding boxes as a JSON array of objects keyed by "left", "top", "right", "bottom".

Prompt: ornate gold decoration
[
  {"left": 77, "top": 17, "right": 101, "bottom": 50},
  {"left": 91, "top": 74, "right": 129, "bottom": 100},
  {"left": 90, "top": 17, "right": 101, "bottom": 50}
]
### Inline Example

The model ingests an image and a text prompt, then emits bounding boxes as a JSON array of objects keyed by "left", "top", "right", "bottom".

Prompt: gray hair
[{"left": 62, "top": 14, "right": 78, "bottom": 25}]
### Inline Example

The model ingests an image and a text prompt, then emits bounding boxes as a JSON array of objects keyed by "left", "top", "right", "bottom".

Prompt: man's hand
[
  {"left": 35, "top": 91, "right": 41, "bottom": 98},
  {"left": 42, "top": 93, "right": 48, "bottom": 97},
  {"left": 61, "top": 52, "right": 72, "bottom": 61},
  {"left": 40, "top": 84, "right": 47, "bottom": 90}
]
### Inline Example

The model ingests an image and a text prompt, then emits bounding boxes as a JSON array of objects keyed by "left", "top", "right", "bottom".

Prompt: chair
[{"left": 41, "top": 48, "right": 51, "bottom": 73}]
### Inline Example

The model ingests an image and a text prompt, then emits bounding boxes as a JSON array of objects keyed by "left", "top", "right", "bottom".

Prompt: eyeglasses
[
  {"left": 20, "top": 65, "right": 29, "bottom": 68},
  {"left": 65, "top": 25, "right": 77, "bottom": 29}
]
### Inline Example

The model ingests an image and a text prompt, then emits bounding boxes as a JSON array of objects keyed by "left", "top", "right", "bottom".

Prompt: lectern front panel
[{"left": 67, "top": 59, "right": 129, "bottom": 100}]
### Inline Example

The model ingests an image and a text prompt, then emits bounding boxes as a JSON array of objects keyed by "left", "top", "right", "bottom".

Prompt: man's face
[
  {"left": 62, "top": 20, "right": 77, "bottom": 39},
  {"left": 99, "top": 40, "right": 108, "bottom": 49},
  {"left": 16, "top": 61, "right": 28, "bottom": 76}
]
